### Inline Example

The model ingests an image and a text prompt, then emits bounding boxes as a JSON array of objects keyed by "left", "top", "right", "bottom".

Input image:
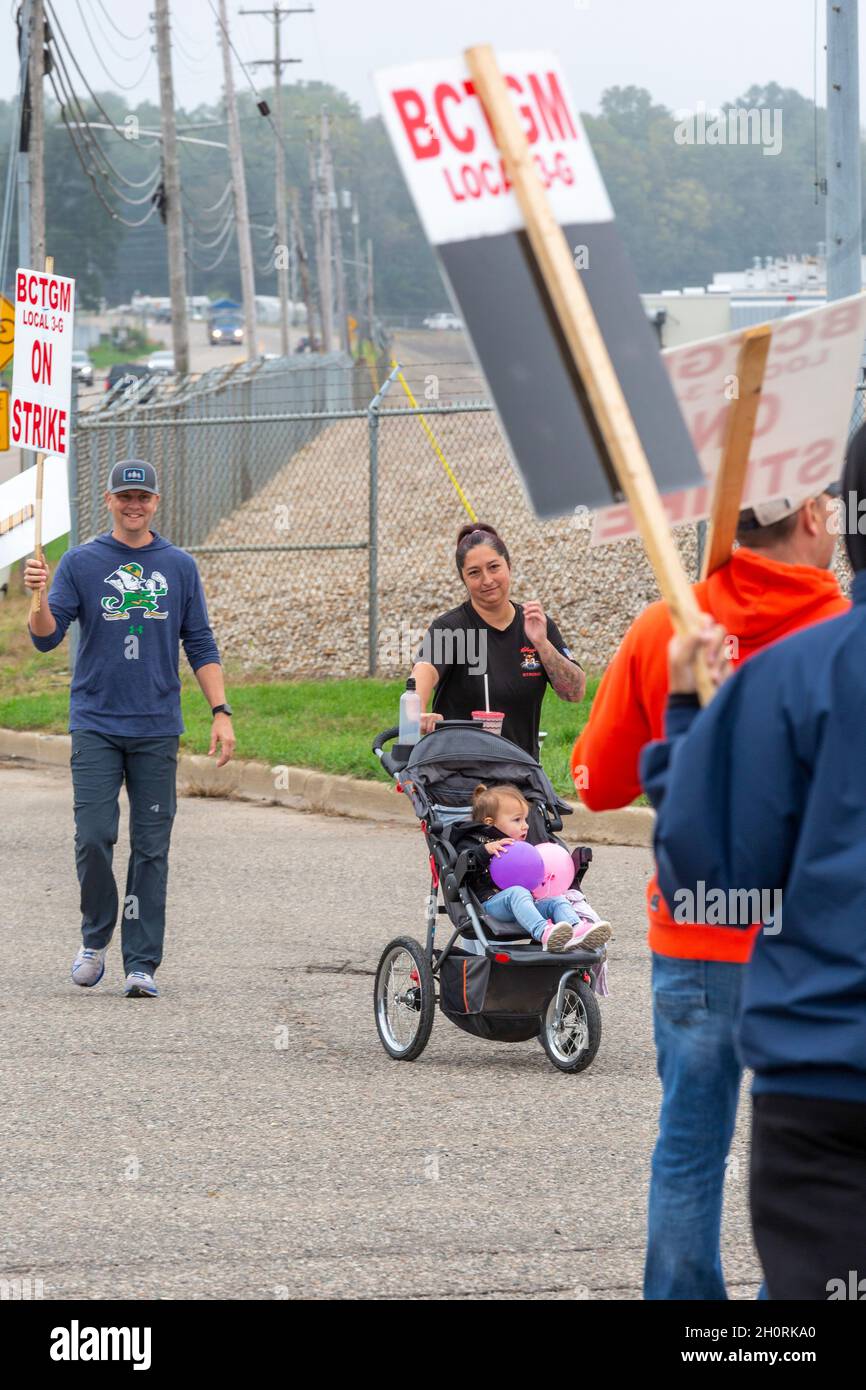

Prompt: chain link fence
[{"left": 72, "top": 368, "right": 866, "bottom": 681}]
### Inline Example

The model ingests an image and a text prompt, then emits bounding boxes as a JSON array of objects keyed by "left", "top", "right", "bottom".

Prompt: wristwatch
[{"left": 211, "top": 703, "right": 233, "bottom": 718}]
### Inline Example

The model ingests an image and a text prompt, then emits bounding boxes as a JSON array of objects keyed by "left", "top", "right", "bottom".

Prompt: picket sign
[
  {"left": 463, "top": 45, "right": 715, "bottom": 702},
  {"left": 592, "top": 293, "right": 866, "bottom": 549},
  {"left": 9, "top": 256, "right": 75, "bottom": 614},
  {"left": 0, "top": 455, "right": 70, "bottom": 570}
]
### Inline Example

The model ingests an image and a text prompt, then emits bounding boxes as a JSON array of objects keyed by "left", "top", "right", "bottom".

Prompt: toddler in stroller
[{"left": 453, "top": 782, "right": 612, "bottom": 954}]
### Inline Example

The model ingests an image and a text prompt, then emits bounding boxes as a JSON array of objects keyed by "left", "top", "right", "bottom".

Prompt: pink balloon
[{"left": 531, "top": 842, "right": 575, "bottom": 899}]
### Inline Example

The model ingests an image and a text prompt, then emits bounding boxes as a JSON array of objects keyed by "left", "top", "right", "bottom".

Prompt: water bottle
[{"left": 399, "top": 676, "right": 421, "bottom": 745}]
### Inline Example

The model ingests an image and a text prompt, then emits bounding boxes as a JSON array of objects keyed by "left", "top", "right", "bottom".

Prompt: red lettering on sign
[
  {"left": 31, "top": 338, "right": 52, "bottom": 385},
  {"left": 773, "top": 319, "right": 811, "bottom": 352},
  {"left": 505, "top": 74, "right": 539, "bottom": 144},
  {"left": 391, "top": 88, "right": 439, "bottom": 160},
  {"left": 434, "top": 83, "right": 474, "bottom": 152},
  {"left": 677, "top": 344, "right": 724, "bottom": 380},
  {"left": 796, "top": 437, "right": 835, "bottom": 486},
  {"left": 757, "top": 449, "right": 798, "bottom": 495},
  {"left": 527, "top": 71, "right": 577, "bottom": 141},
  {"left": 821, "top": 300, "right": 860, "bottom": 339}
]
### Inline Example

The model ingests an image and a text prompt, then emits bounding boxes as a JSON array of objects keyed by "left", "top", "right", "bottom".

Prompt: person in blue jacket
[
  {"left": 639, "top": 431, "right": 866, "bottom": 1300},
  {"left": 24, "top": 461, "right": 235, "bottom": 999}
]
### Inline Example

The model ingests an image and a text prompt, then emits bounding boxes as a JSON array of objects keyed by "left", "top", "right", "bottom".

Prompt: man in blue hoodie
[
  {"left": 24, "top": 460, "right": 235, "bottom": 999},
  {"left": 639, "top": 430, "right": 866, "bottom": 1299}
]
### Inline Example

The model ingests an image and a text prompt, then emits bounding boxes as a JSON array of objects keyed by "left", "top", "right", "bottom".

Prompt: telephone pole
[
  {"left": 216, "top": 0, "right": 258, "bottom": 358},
  {"left": 28, "top": 0, "right": 44, "bottom": 271},
  {"left": 244, "top": 4, "right": 312, "bottom": 357},
  {"left": 825, "top": 0, "right": 861, "bottom": 301},
  {"left": 153, "top": 0, "right": 190, "bottom": 374},
  {"left": 290, "top": 186, "right": 315, "bottom": 345},
  {"left": 309, "top": 132, "right": 332, "bottom": 351},
  {"left": 16, "top": 0, "right": 33, "bottom": 272},
  {"left": 320, "top": 110, "right": 347, "bottom": 351}
]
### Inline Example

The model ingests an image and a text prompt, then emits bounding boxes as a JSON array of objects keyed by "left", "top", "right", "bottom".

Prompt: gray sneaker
[
  {"left": 71, "top": 946, "right": 106, "bottom": 988},
  {"left": 124, "top": 971, "right": 159, "bottom": 999}
]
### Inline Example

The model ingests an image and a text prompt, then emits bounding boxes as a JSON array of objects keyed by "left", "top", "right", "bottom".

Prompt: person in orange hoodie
[{"left": 572, "top": 485, "right": 848, "bottom": 1300}]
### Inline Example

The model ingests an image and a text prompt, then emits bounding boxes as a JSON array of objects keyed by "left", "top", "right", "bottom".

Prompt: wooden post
[
  {"left": 29, "top": 252, "right": 53, "bottom": 616},
  {"left": 700, "top": 324, "right": 772, "bottom": 580},
  {"left": 465, "top": 45, "right": 714, "bottom": 701}
]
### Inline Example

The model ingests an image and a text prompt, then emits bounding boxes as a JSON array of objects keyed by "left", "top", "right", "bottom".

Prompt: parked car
[
  {"left": 422, "top": 311, "right": 463, "bottom": 331},
  {"left": 104, "top": 362, "right": 158, "bottom": 404},
  {"left": 71, "top": 349, "right": 94, "bottom": 387},
  {"left": 147, "top": 350, "right": 176, "bottom": 375},
  {"left": 209, "top": 315, "right": 244, "bottom": 346}
]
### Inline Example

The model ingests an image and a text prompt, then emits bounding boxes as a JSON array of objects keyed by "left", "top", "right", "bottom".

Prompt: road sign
[
  {"left": 0, "top": 388, "right": 8, "bottom": 451},
  {"left": 0, "top": 294, "right": 13, "bottom": 373},
  {"left": 10, "top": 266, "right": 75, "bottom": 458},
  {"left": 375, "top": 51, "right": 704, "bottom": 518}
]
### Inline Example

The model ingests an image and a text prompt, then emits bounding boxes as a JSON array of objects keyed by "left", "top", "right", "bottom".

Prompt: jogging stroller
[{"left": 372, "top": 720, "right": 606, "bottom": 1074}]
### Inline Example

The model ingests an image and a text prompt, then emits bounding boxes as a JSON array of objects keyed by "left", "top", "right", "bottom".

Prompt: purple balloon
[{"left": 489, "top": 839, "right": 544, "bottom": 892}]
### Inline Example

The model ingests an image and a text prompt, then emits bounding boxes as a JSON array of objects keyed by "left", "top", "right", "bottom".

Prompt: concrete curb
[{"left": 0, "top": 726, "right": 654, "bottom": 848}]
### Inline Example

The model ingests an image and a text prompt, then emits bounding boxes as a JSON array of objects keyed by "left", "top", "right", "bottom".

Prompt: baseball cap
[
  {"left": 738, "top": 479, "right": 841, "bottom": 530},
  {"left": 108, "top": 460, "right": 160, "bottom": 495}
]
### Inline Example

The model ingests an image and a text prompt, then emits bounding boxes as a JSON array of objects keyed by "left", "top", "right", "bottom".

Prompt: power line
[
  {"left": 72, "top": 0, "right": 154, "bottom": 92},
  {"left": 93, "top": 0, "right": 147, "bottom": 43},
  {"left": 79, "top": 0, "right": 149, "bottom": 63},
  {"left": 48, "top": 70, "right": 160, "bottom": 227}
]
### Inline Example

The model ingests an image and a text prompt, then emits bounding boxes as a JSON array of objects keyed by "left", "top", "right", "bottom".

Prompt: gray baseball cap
[
  {"left": 108, "top": 460, "right": 160, "bottom": 495},
  {"left": 739, "top": 479, "right": 841, "bottom": 530}
]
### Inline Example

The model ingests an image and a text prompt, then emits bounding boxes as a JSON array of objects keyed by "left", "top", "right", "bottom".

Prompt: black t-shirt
[{"left": 418, "top": 600, "right": 580, "bottom": 758}]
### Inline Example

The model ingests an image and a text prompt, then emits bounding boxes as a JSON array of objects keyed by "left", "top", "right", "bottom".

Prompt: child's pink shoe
[
  {"left": 566, "top": 919, "right": 612, "bottom": 951},
  {"left": 541, "top": 920, "right": 573, "bottom": 952}
]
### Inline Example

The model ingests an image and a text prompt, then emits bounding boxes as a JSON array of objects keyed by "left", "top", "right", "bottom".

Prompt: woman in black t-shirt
[{"left": 410, "top": 522, "right": 586, "bottom": 758}]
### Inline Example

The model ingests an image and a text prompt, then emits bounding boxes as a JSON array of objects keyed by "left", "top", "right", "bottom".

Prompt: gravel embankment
[{"left": 197, "top": 410, "right": 849, "bottom": 679}]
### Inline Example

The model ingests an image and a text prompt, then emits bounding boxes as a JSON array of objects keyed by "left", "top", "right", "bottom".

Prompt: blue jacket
[
  {"left": 30, "top": 531, "right": 220, "bottom": 737},
  {"left": 640, "top": 569, "right": 866, "bottom": 1104}
]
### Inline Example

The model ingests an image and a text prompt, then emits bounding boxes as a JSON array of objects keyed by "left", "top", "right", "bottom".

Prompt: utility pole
[
  {"left": 318, "top": 113, "right": 348, "bottom": 353},
  {"left": 216, "top": 0, "right": 258, "bottom": 358},
  {"left": 366, "top": 236, "right": 374, "bottom": 337},
  {"left": 153, "top": 0, "right": 190, "bottom": 374},
  {"left": 320, "top": 110, "right": 346, "bottom": 351},
  {"left": 290, "top": 185, "right": 315, "bottom": 345},
  {"left": 16, "top": 0, "right": 33, "bottom": 274},
  {"left": 28, "top": 0, "right": 44, "bottom": 272},
  {"left": 244, "top": 4, "right": 312, "bottom": 357},
  {"left": 351, "top": 195, "right": 364, "bottom": 334},
  {"left": 310, "top": 130, "right": 332, "bottom": 351},
  {"left": 825, "top": 0, "right": 861, "bottom": 301}
]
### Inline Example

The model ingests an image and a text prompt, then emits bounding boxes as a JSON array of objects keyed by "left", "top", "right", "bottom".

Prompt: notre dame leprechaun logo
[{"left": 101, "top": 563, "right": 169, "bottom": 621}]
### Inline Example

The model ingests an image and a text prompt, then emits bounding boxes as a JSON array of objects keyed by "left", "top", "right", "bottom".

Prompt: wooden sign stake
[
  {"left": 465, "top": 45, "right": 715, "bottom": 703},
  {"left": 700, "top": 324, "right": 772, "bottom": 580},
  {"left": 29, "top": 253, "right": 54, "bottom": 616}
]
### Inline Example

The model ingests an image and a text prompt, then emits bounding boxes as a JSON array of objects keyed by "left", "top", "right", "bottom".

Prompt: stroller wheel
[
  {"left": 374, "top": 936, "right": 435, "bottom": 1061},
  {"left": 541, "top": 978, "right": 601, "bottom": 1074}
]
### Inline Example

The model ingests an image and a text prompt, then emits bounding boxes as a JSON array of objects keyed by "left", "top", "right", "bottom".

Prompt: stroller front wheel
[
  {"left": 374, "top": 936, "right": 435, "bottom": 1061},
  {"left": 541, "top": 978, "right": 601, "bottom": 1073}
]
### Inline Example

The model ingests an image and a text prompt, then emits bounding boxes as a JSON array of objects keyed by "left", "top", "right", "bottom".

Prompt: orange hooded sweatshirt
[{"left": 571, "top": 547, "right": 849, "bottom": 962}]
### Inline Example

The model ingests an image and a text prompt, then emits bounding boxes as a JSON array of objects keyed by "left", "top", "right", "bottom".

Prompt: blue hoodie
[
  {"left": 640, "top": 569, "right": 866, "bottom": 1105},
  {"left": 31, "top": 531, "right": 220, "bottom": 737}
]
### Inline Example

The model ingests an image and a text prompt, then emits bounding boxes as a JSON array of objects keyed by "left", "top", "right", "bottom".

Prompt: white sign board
[
  {"left": 592, "top": 293, "right": 866, "bottom": 544},
  {"left": 0, "top": 455, "right": 70, "bottom": 568},
  {"left": 10, "top": 267, "right": 75, "bottom": 458},
  {"left": 375, "top": 52, "right": 704, "bottom": 517}
]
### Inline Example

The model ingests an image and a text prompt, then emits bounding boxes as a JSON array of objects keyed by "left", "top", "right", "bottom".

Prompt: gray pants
[{"left": 71, "top": 731, "right": 179, "bottom": 976}]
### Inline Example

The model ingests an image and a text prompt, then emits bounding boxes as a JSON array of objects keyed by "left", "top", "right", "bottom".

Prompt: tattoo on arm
[{"left": 540, "top": 643, "right": 586, "bottom": 703}]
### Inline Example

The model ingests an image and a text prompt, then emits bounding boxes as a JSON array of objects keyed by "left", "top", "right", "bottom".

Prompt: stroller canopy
[{"left": 401, "top": 723, "right": 570, "bottom": 815}]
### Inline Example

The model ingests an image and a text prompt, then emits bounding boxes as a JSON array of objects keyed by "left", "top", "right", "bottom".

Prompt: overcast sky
[{"left": 0, "top": 0, "right": 851, "bottom": 122}]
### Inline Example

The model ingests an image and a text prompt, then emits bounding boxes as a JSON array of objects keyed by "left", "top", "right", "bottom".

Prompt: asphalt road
[{"left": 0, "top": 758, "right": 762, "bottom": 1301}]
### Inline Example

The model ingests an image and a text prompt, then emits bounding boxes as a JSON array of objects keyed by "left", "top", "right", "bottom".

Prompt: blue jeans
[
  {"left": 644, "top": 953, "right": 744, "bottom": 1301},
  {"left": 484, "top": 887, "right": 579, "bottom": 942},
  {"left": 71, "top": 731, "right": 179, "bottom": 977}
]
